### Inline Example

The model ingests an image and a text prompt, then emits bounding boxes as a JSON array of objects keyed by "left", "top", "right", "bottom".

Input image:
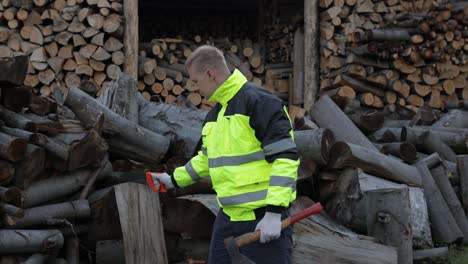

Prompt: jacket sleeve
[
  {"left": 172, "top": 127, "right": 210, "bottom": 188},
  {"left": 249, "top": 95, "right": 300, "bottom": 213}
]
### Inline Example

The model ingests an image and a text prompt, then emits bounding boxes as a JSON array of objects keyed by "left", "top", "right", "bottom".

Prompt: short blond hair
[{"left": 186, "top": 45, "right": 228, "bottom": 74}]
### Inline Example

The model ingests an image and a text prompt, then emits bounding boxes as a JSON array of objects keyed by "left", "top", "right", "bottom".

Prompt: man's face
[{"left": 188, "top": 66, "right": 217, "bottom": 98}]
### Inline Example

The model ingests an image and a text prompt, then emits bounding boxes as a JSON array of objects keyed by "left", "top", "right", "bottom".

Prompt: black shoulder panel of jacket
[{"left": 225, "top": 82, "right": 299, "bottom": 162}]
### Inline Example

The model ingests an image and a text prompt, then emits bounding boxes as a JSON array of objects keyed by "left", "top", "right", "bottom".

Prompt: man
[{"left": 151, "top": 45, "right": 299, "bottom": 264}]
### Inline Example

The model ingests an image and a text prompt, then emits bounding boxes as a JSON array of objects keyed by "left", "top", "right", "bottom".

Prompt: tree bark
[
  {"left": 12, "top": 200, "right": 90, "bottom": 228},
  {"left": 12, "top": 144, "right": 45, "bottom": 188},
  {"left": 96, "top": 240, "right": 125, "bottom": 264},
  {"left": 458, "top": 155, "right": 468, "bottom": 215},
  {"left": 329, "top": 142, "right": 422, "bottom": 186},
  {"left": 367, "top": 188, "right": 412, "bottom": 264},
  {"left": 22, "top": 162, "right": 112, "bottom": 208},
  {"left": 402, "top": 126, "right": 468, "bottom": 153},
  {"left": 415, "top": 162, "right": 463, "bottom": 244},
  {"left": 0, "top": 230, "right": 63, "bottom": 254},
  {"left": 375, "top": 142, "right": 417, "bottom": 162},
  {"left": 432, "top": 109, "right": 468, "bottom": 128},
  {"left": 413, "top": 247, "right": 449, "bottom": 264},
  {"left": 63, "top": 88, "right": 169, "bottom": 162},
  {"left": 311, "top": 95, "right": 379, "bottom": 152},
  {"left": 430, "top": 165, "right": 468, "bottom": 243},
  {"left": 0, "top": 55, "right": 28, "bottom": 86},
  {"left": 294, "top": 129, "right": 334, "bottom": 165}
]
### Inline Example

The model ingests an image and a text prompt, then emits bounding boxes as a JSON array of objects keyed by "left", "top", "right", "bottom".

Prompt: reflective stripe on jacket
[{"left": 173, "top": 69, "right": 299, "bottom": 221}]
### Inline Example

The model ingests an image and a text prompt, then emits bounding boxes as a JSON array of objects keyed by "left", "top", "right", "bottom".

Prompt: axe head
[{"left": 224, "top": 236, "right": 255, "bottom": 264}]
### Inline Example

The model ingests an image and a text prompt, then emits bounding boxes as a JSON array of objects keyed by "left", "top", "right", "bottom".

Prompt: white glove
[
  {"left": 150, "top": 172, "right": 175, "bottom": 190},
  {"left": 255, "top": 212, "right": 282, "bottom": 243}
]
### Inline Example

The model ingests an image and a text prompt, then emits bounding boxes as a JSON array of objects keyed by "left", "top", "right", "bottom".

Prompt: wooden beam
[
  {"left": 123, "top": 0, "right": 138, "bottom": 79},
  {"left": 304, "top": 0, "right": 319, "bottom": 113}
]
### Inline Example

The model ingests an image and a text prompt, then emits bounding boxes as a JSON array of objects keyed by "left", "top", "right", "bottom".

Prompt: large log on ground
[
  {"left": 96, "top": 240, "right": 125, "bottom": 264},
  {"left": 367, "top": 188, "right": 412, "bottom": 264},
  {"left": 63, "top": 88, "right": 169, "bottom": 162},
  {"left": 430, "top": 165, "right": 468, "bottom": 243},
  {"left": 413, "top": 247, "right": 449, "bottom": 264},
  {"left": 294, "top": 129, "right": 335, "bottom": 165},
  {"left": 0, "top": 230, "right": 63, "bottom": 254},
  {"left": 458, "top": 155, "right": 468, "bottom": 215},
  {"left": 329, "top": 142, "right": 422, "bottom": 186},
  {"left": 291, "top": 196, "right": 397, "bottom": 264},
  {"left": 415, "top": 161, "right": 463, "bottom": 244},
  {"left": 325, "top": 168, "right": 432, "bottom": 248},
  {"left": 311, "top": 95, "right": 379, "bottom": 152}
]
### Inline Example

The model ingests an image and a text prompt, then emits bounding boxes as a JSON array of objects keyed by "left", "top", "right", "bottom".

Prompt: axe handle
[{"left": 235, "top": 203, "right": 323, "bottom": 248}]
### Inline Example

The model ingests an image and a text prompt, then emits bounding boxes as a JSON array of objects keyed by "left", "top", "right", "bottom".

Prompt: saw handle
[
  {"left": 146, "top": 172, "right": 167, "bottom": 193},
  {"left": 235, "top": 203, "right": 323, "bottom": 248}
]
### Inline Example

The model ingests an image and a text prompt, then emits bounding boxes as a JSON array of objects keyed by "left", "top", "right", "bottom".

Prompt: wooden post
[
  {"left": 304, "top": 0, "right": 319, "bottom": 113},
  {"left": 367, "top": 188, "right": 412, "bottom": 264},
  {"left": 114, "top": 182, "right": 168, "bottom": 263},
  {"left": 123, "top": 0, "right": 138, "bottom": 79},
  {"left": 457, "top": 155, "right": 468, "bottom": 215},
  {"left": 291, "top": 28, "right": 304, "bottom": 105}
]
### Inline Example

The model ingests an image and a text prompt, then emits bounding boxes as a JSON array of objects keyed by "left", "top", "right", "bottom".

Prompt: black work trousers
[{"left": 208, "top": 207, "right": 293, "bottom": 264}]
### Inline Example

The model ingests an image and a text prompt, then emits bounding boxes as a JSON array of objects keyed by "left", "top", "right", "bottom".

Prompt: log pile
[
  {"left": 319, "top": 0, "right": 468, "bottom": 113},
  {"left": 0, "top": 0, "right": 125, "bottom": 98}
]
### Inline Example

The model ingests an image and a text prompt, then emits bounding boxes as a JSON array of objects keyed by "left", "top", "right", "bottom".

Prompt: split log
[
  {"left": 367, "top": 188, "right": 412, "bottom": 264},
  {"left": 415, "top": 161, "right": 463, "bottom": 244},
  {"left": 294, "top": 129, "right": 335, "bottom": 165},
  {"left": 458, "top": 155, "right": 468, "bottom": 215},
  {"left": 311, "top": 95, "right": 379, "bottom": 152},
  {"left": 97, "top": 73, "right": 139, "bottom": 123},
  {"left": 329, "top": 142, "right": 422, "bottom": 186},
  {"left": 63, "top": 88, "right": 169, "bottom": 162},
  {"left": 0, "top": 131, "right": 27, "bottom": 162},
  {"left": 0, "top": 230, "right": 63, "bottom": 254},
  {"left": 430, "top": 165, "right": 468, "bottom": 243},
  {"left": 12, "top": 200, "right": 91, "bottom": 228}
]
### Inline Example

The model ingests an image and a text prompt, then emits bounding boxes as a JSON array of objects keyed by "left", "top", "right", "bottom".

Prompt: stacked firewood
[
  {"left": 136, "top": 36, "right": 269, "bottom": 110},
  {"left": 319, "top": 0, "right": 468, "bottom": 113},
  {"left": 0, "top": 0, "right": 124, "bottom": 97}
]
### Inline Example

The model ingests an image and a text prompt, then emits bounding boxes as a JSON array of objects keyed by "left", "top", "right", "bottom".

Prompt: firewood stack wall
[
  {"left": 0, "top": 0, "right": 125, "bottom": 98},
  {"left": 319, "top": 0, "right": 468, "bottom": 114},
  {"left": 136, "top": 0, "right": 303, "bottom": 110}
]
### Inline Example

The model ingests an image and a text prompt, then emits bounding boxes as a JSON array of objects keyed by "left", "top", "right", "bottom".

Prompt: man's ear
[{"left": 206, "top": 68, "right": 215, "bottom": 80}]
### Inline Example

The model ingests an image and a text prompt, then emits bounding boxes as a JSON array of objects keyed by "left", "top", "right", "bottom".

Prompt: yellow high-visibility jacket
[{"left": 173, "top": 69, "right": 299, "bottom": 221}]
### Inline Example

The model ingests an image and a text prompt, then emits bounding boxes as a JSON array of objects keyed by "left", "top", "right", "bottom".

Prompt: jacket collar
[{"left": 208, "top": 69, "right": 247, "bottom": 105}]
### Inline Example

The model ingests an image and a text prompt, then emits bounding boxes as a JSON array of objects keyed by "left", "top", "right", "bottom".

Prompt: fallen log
[
  {"left": 458, "top": 155, "right": 468, "bottom": 215},
  {"left": 430, "top": 165, "right": 468, "bottom": 243},
  {"left": 96, "top": 240, "right": 125, "bottom": 264},
  {"left": 63, "top": 88, "right": 169, "bottom": 162},
  {"left": 367, "top": 188, "right": 412, "bottom": 264},
  {"left": 402, "top": 126, "right": 468, "bottom": 153},
  {"left": 432, "top": 109, "right": 468, "bottom": 128},
  {"left": 311, "top": 95, "right": 379, "bottom": 152},
  {"left": 324, "top": 168, "right": 432, "bottom": 248},
  {"left": 413, "top": 247, "right": 449, "bottom": 264},
  {"left": 12, "top": 200, "right": 91, "bottom": 228},
  {"left": 294, "top": 129, "right": 335, "bottom": 165},
  {"left": 415, "top": 161, "right": 463, "bottom": 244},
  {"left": 329, "top": 142, "right": 422, "bottom": 186},
  {"left": 375, "top": 142, "right": 417, "bottom": 162},
  {"left": 0, "top": 229, "right": 63, "bottom": 254},
  {"left": 22, "top": 162, "right": 112, "bottom": 208}
]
